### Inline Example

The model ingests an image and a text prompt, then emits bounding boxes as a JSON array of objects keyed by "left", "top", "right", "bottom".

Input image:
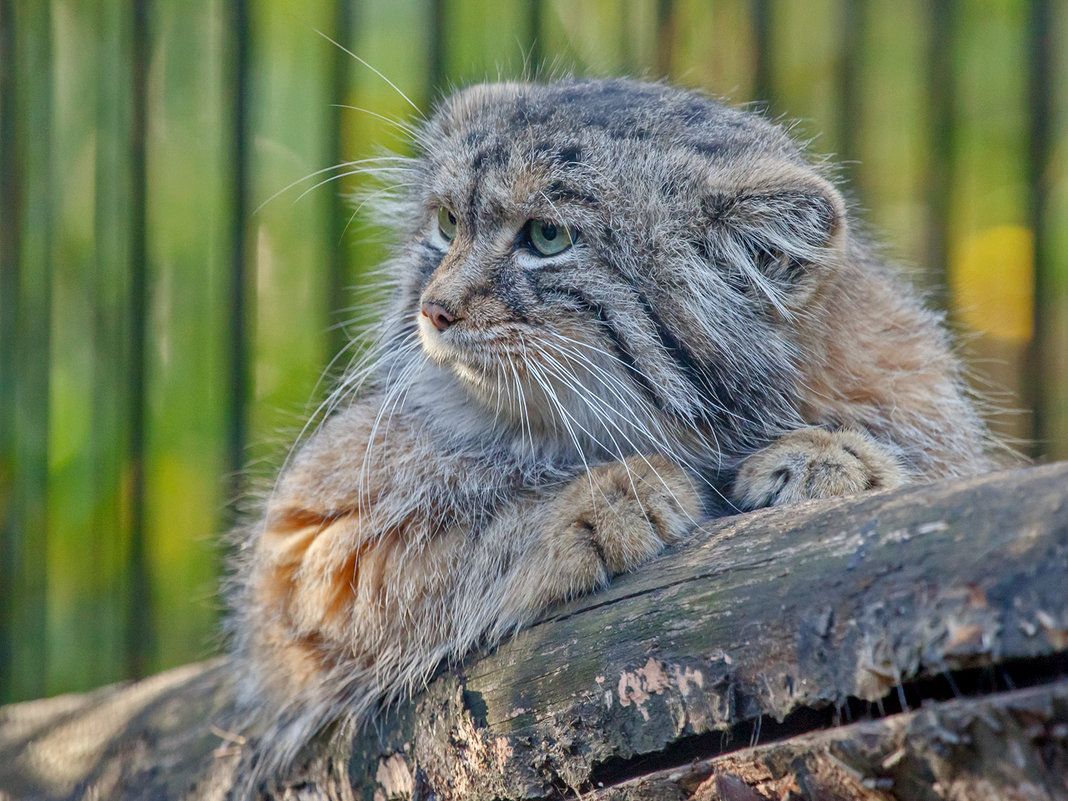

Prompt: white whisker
[
  {"left": 315, "top": 29, "right": 423, "bottom": 117},
  {"left": 532, "top": 352, "right": 694, "bottom": 526},
  {"left": 330, "top": 104, "right": 419, "bottom": 135}
]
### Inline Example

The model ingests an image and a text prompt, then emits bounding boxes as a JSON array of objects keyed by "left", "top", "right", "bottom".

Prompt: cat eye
[
  {"left": 526, "top": 220, "right": 575, "bottom": 257},
  {"left": 437, "top": 207, "right": 457, "bottom": 242}
]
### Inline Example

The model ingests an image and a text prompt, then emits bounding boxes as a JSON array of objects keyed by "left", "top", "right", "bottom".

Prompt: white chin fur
[
  {"left": 416, "top": 312, "right": 450, "bottom": 361},
  {"left": 416, "top": 313, "right": 497, "bottom": 398},
  {"left": 416, "top": 314, "right": 603, "bottom": 441}
]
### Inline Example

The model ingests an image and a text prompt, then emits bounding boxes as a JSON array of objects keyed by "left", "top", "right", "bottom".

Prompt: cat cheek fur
[{"left": 227, "top": 78, "right": 999, "bottom": 785}]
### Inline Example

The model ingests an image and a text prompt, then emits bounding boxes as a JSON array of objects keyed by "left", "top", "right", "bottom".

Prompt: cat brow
[{"left": 538, "top": 180, "right": 600, "bottom": 209}]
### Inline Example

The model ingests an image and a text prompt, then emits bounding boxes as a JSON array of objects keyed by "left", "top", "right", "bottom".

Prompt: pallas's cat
[{"left": 228, "top": 79, "right": 994, "bottom": 779}]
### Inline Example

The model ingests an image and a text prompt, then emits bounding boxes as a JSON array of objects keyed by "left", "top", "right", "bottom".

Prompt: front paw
[
  {"left": 732, "top": 428, "right": 906, "bottom": 511},
  {"left": 553, "top": 455, "right": 701, "bottom": 581}
]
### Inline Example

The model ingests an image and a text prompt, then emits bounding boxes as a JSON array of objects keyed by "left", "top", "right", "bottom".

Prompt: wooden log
[
  {"left": 1, "top": 462, "right": 1066, "bottom": 800},
  {"left": 587, "top": 679, "right": 1068, "bottom": 800}
]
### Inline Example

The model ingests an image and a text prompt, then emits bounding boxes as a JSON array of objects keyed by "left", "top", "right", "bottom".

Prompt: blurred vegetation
[{"left": 1, "top": 0, "right": 1065, "bottom": 703}]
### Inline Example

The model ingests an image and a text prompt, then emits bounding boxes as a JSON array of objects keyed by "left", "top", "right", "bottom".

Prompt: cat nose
[{"left": 421, "top": 302, "right": 457, "bottom": 332}]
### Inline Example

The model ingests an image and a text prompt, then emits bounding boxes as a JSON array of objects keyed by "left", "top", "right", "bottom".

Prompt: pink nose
[{"left": 421, "top": 302, "right": 456, "bottom": 332}]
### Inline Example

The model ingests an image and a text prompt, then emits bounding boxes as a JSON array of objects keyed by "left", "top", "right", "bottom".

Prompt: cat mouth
[
  {"left": 417, "top": 311, "right": 525, "bottom": 372},
  {"left": 417, "top": 313, "right": 541, "bottom": 411},
  {"left": 415, "top": 309, "right": 645, "bottom": 444}
]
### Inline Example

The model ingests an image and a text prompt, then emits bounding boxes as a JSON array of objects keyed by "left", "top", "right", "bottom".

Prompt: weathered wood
[
  {"left": 588, "top": 679, "right": 1068, "bottom": 801},
  {"left": 2, "top": 462, "right": 1067, "bottom": 800}
]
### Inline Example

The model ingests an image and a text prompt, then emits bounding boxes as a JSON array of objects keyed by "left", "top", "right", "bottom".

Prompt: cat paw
[
  {"left": 552, "top": 455, "right": 701, "bottom": 582},
  {"left": 731, "top": 428, "right": 906, "bottom": 511}
]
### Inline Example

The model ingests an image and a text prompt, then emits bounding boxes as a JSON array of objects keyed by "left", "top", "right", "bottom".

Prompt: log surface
[{"left": 2, "top": 462, "right": 1067, "bottom": 801}]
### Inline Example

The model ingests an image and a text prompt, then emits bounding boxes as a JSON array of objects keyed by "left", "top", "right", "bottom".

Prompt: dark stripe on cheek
[
  {"left": 596, "top": 251, "right": 726, "bottom": 414},
  {"left": 639, "top": 292, "right": 777, "bottom": 431},
  {"left": 535, "top": 284, "right": 663, "bottom": 411},
  {"left": 496, "top": 270, "right": 529, "bottom": 322},
  {"left": 416, "top": 243, "right": 445, "bottom": 280},
  {"left": 643, "top": 299, "right": 710, "bottom": 396},
  {"left": 458, "top": 266, "right": 529, "bottom": 322}
]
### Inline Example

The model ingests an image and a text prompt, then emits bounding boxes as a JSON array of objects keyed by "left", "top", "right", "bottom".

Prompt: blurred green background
[{"left": 1, "top": 0, "right": 1066, "bottom": 704}]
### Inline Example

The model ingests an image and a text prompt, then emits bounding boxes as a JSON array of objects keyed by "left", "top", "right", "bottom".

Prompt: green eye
[
  {"left": 526, "top": 220, "right": 575, "bottom": 256},
  {"left": 438, "top": 207, "right": 457, "bottom": 241}
]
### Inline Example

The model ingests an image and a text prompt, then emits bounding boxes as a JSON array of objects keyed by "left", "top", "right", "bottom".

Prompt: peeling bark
[
  {"left": 589, "top": 680, "right": 1068, "bottom": 801},
  {"left": 2, "top": 463, "right": 1067, "bottom": 801}
]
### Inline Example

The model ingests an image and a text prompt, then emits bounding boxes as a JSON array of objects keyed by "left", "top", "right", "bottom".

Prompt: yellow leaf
[{"left": 950, "top": 225, "right": 1034, "bottom": 343}]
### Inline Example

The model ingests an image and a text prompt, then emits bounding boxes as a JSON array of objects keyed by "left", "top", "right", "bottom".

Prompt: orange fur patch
[{"left": 253, "top": 504, "right": 412, "bottom": 651}]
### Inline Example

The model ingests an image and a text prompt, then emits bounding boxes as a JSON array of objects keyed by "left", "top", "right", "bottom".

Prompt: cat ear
[{"left": 703, "top": 177, "right": 846, "bottom": 313}]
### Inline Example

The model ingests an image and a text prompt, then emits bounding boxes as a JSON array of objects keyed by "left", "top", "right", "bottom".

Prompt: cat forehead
[{"left": 427, "top": 80, "right": 798, "bottom": 167}]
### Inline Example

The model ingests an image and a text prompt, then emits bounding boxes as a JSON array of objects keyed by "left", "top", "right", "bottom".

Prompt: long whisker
[
  {"left": 539, "top": 328, "right": 741, "bottom": 450},
  {"left": 493, "top": 354, "right": 506, "bottom": 422},
  {"left": 330, "top": 104, "right": 419, "bottom": 136},
  {"left": 531, "top": 345, "right": 707, "bottom": 524},
  {"left": 541, "top": 341, "right": 725, "bottom": 494},
  {"left": 342, "top": 182, "right": 419, "bottom": 242},
  {"left": 255, "top": 156, "right": 413, "bottom": 215},
  {"left": 530, "top": 355, "right": 662, "bottom": 529},
  {"left": 288, "top": 330, "right": 383, "bottom": 458},
  {"left": 536, "top": 335, "right": 685, "bottom": 449},
  {"left": 295, "top": 165, "right": 415, "bottom": 204},
  {"left": 509, "top": 346, "right": 535, "bottom": 457},
  {"left": 523, "top": 358, "right": 600, "bottom": 504},
  {"left": 358, "top": 335, "right": 423, "bottom": 519},
  {"left": 315, "top": 29, "right": 423, "bottom": 117},
  {"left": 535, "top": 352, "right": 664, "bottom": 466}
]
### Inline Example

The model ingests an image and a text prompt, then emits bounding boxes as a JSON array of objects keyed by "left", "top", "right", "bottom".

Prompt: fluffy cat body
[{"left": 228, "top": 79, "right": 995, "bottom": 780}]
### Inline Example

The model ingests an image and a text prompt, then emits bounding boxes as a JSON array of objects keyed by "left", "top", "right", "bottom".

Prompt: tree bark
[{"left": 2, "top": 462, "right": 1067, "bottom": 801}]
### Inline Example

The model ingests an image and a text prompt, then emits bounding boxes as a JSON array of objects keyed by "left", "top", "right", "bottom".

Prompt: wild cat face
[{"left": 387, "top": 80, "right": 847, "bottom": 462}]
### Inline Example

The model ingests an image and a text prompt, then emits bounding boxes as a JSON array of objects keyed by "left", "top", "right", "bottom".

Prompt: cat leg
[
  {"left": 731, "top": 427, "right": 906, "bottom": 511},
  {"left": 499, "top": 455, "right": 702, "bottom": 615}
]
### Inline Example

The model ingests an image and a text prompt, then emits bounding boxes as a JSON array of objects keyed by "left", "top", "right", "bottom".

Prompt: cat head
[{"left": 367, "top": 79, "right": 848, "bottom": 466}]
